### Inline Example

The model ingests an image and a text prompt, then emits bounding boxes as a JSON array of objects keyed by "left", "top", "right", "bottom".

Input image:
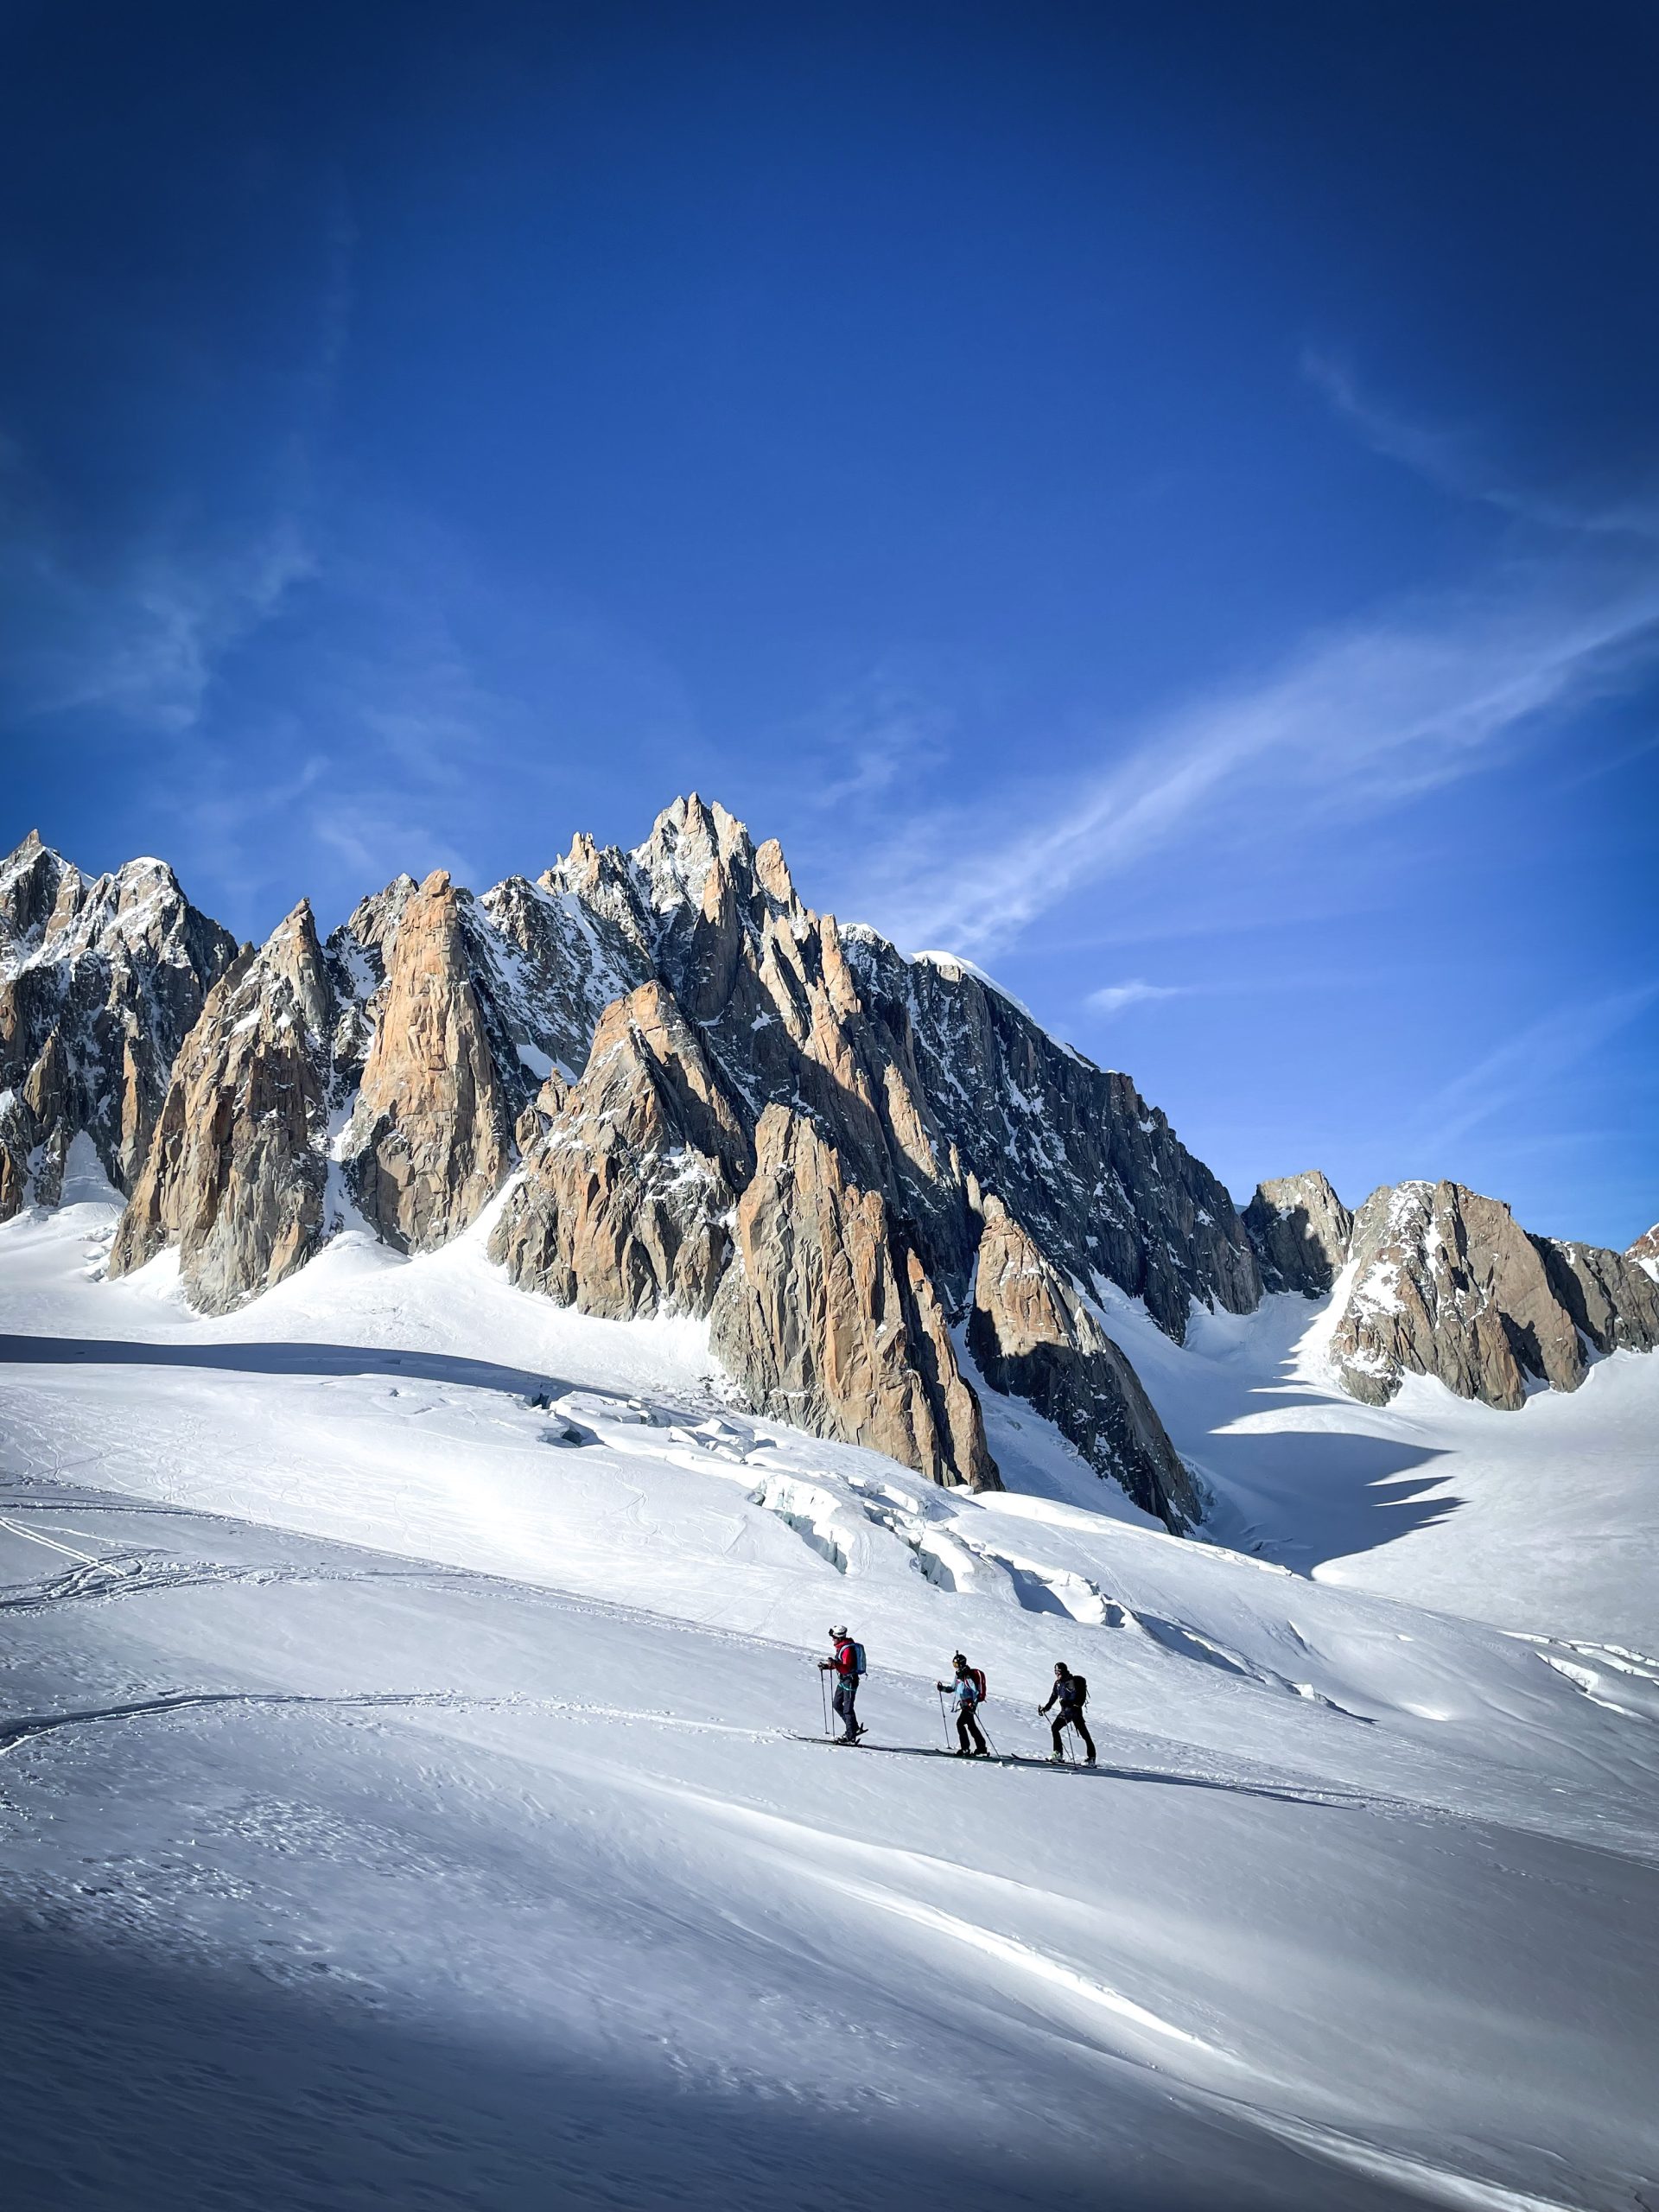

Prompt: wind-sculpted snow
[{"left": 1, "top": 1195, "right": 1656, "bottom": 2209}]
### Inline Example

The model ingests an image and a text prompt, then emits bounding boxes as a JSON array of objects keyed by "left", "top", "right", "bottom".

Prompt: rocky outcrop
[
  {"left": 710, "top": 1103, "right": 998, "bottom": 1491},
  {"left": 627, "top": 799, "right": 970, "bottom": 1287},
  {"left": 341, "top": 872, "right": 517, "bottom": 1253},
  {"left": 1, "top": 832, "right": 237, "bottom": 1216},
  {"left": 490, "top": 981, "right": 751, "bottom": 1319},
  {"left": 840, "top": 933, "right": 1262, "bottom": 1338},
  {"left": 1331, "top": 1181, "right": 1589, "bottom": 1409},
  {"left": 110, "top": 905, "right": 339, "bottom": 1313},
  {"left": 1630, "top": 1224, "right": 1659, "bottom": 1279},
  {"left": 968, "top": 1198, "right": 1198, "bottom": 1529},
  {"left": 37, "top": 793, "right": 1657, "bottom": 1503},
  {"left": 538, "top": 797, "right": 1262, "bottom": 1348},
  {"left": 1244, "top": 1171, "right": 1354, "bottom": 1296},
  {"left": 1534, "top": 1238, "right": 1659, "bottom": 1358}
]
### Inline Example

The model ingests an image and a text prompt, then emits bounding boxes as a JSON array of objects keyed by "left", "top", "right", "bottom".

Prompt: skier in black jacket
[{"left": 1039, "top": 1662, "right": 1096, "bottom": 1764}]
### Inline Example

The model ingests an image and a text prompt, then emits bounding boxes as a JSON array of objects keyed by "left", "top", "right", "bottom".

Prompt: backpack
[
  {"left": 1070, "top": 1673, "right": 1088, "bottom": 1707},
  {"left": 851, "top": 1641, "right": 868, "bottom": 1677},
  {"left": 968, "top": 1667, "right": 987, "bottom": 1705}
]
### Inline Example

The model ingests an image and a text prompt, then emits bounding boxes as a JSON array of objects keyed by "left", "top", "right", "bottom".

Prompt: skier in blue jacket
[{"left": 938, "top": 1652, "right": 989, "bottom": 1758}]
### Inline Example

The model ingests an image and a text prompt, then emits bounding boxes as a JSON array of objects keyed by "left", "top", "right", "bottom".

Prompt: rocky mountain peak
[
  {"left": 344, "top": 868, "right": 514, "bottom": 1255},
  {"left": 110, "top": 898, "right": 340, "bottom": 1313},
  {"left": 1244, "top": 1170, "right": 1355, "bottom": 1296},
  {"left": 1324, "top": 1178, "right": 1659, "bottom": 1411},
  {"left": 633, "top": 793, "right": 754, "bottom": 913},
  {"left": 344, "top": 873, "right": 419, "bottom": 960},
  {"left": 968, "top": 1196, "right": 1200, "bottom": 1529},
  {"left": 44, "top": 791, "right": 1656, "bottom": 1523},
  {"left": 492, "top": 978, "right": 751, "bottom": 1323},
  {"left": 753, "top": 836, "right": 797, "bottom": 908},
  {"left": 0, "top": 836, "right": 237, "bottom": 1216},
  {"left": 1, "top": 830, "right": 77, "bottom": 952}
]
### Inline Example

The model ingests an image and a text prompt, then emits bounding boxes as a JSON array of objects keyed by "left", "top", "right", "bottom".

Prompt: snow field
[{"left": 1, "top": 1191, "right": 1656, "bottom": 2209}]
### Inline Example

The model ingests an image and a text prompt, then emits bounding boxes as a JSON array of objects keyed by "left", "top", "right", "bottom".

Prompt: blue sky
[{"left": 3, "top": 1, "right": 1656, "bottom": 1245}]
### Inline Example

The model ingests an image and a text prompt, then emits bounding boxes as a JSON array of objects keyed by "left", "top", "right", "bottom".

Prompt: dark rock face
[
  {"left": 840, "top": 935, "right": 1262, "bottom": 1339},
  {"left": 1244, "top": 1172, "right": 1354, "bottom": 1297},
  {"left": 967, "top": 1199, "right": 1199, "bottom": 1529},
  {"left": 0, "top": 832, "right": 238, "bottom": 1217},
  {"left": 1331, "top": 1181, "right": 1588, "bottom": 1409},
  {"left": 709, "top": 1104, "right": 998, "bottom": 1491},
  {"left": 1534, "top": 1238, "right": 1659, "bottom": 1358}
]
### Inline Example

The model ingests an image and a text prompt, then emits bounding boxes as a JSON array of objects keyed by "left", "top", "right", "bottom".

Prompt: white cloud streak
[
  {"left": 1303, "top": 352, "right": 1659, "bottom": 541},
  {"left": 1085, "top": 979, "right": 1190, "bottom": 1017},
  {"left": 1407, "top": 982, "right": 1659, "bottom": 1156},
  {"left": 861, "top": 557, "right": 1659, "bottom": 957}
]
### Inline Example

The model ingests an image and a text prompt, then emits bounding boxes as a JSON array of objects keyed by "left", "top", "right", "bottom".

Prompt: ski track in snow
[{"left": 0, "top": 1198, "right": 1656, "bottom": 2209}]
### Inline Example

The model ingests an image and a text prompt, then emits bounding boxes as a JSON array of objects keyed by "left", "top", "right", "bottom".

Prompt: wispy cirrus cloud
[
  {"left": 856, "top": 554, "right": 1659, "bottom": 957},
  {"left": 1085, "top": 979, "right": 1191, "bottom": 1017},
  {"left": 791, "top": 666, "right": 955, "bottom": 808},
  {"left": 1406, "top": 982, "right": 1659, "bottom": 1156},
  {"left": 0, "top": 190, "right": 353, "bottom": 748},
  {"left": 0, "top": 462, "right": 316, "bottom": 738},
  {"left": 1303, "top": 352, "right": 1659, "bottom": 541}
]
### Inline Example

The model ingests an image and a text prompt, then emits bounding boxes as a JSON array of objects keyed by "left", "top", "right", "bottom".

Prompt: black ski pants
[
  {"left": 1051, "top": 1711, "right": 1095, "bottom": 1760},
  {"left": 954, "top": 1707, "right": 988, "bottom": 1755}
]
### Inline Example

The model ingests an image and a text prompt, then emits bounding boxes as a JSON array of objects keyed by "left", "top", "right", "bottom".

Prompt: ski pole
[
  {"left": 938, "top": 1686, "right": 951, "bottom": 1748},
  {"left": 821, "top": 1669, "right": 830, "bottom": 1738}
]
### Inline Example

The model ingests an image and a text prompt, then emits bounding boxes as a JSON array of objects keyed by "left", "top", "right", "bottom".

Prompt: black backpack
[{"left": 1070, "top": 1674, "right": 1088, "bottom": 1707}]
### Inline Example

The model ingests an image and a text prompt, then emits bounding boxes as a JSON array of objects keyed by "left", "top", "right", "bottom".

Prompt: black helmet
[{"left": 951, "top": 1652, "right": 968, "bottom": 1668}]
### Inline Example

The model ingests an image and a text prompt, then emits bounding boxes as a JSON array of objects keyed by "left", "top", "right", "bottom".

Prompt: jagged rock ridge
[
  {"left": 492, "top": 980, "right": 751, "bottom": 1321},
  {"left": 90, "top": 798, "right": 1249, "bottom": 1518},
  {"left": 1244, "top": 1169, "right": 1659, "bottom": 1412},
  {"left": 21, "top": 801, "right": 1653, "bottom": 1515},
  {"left": 1, "top": 831, "right": 238, "bottom": 1217}
]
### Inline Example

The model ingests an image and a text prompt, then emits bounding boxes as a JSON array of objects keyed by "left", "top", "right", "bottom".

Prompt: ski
[{"left": 787, "top": 1737, "right": 1094, "bottom": 1769}]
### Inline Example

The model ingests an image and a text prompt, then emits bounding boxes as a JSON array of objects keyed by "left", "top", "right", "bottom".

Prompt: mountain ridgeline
[{"left": 3, "top": 802, "right": 1655, "bottom": 1529}]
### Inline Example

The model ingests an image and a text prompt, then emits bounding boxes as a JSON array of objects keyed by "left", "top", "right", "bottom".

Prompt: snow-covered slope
[
  {"left": 2, "top": 1190, "right": 1655, "bottom": 2209},
  {"left": 1078, "top": 1273, "right": 1659, "bottom": 1653}
]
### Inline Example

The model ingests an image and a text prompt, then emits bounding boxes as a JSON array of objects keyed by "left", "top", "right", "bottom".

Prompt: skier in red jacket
[{"left": 818, "top": 1627, "right": 865, "bottom": 1743}]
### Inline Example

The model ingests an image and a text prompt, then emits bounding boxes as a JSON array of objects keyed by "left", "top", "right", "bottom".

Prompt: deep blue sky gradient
[{"left": 3, "top": 2, "right": 1656, "bottom": 1242}]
